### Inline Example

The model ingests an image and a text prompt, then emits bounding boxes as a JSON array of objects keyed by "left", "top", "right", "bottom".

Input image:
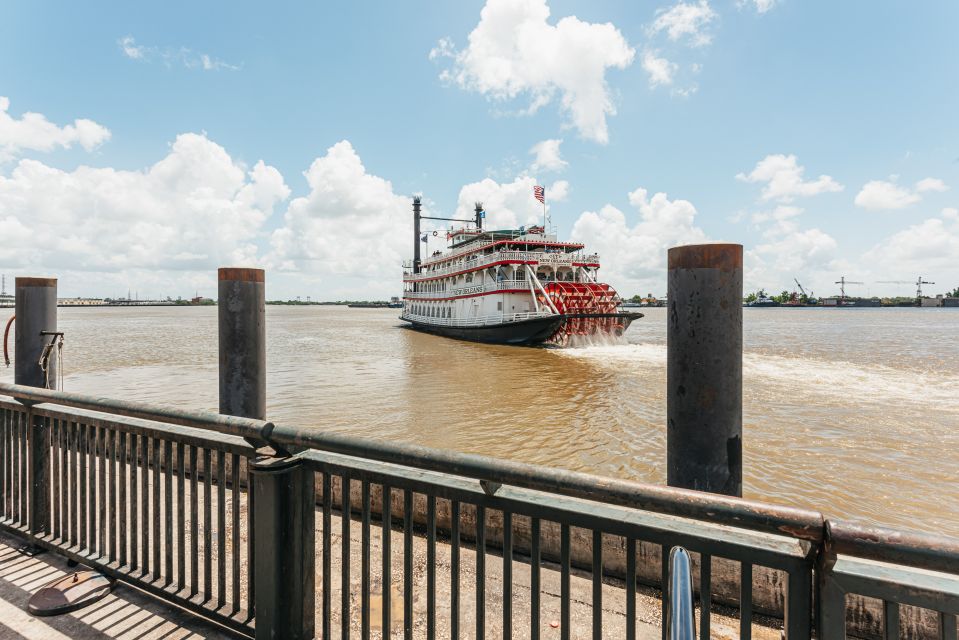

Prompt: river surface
[{"left": 2, "top": 305, "right": 957, "bottom": 536}]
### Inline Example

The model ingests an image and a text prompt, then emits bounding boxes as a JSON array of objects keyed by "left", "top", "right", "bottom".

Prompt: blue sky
[{"left": 1, "top": 0, "right": 957, "bottom": 300}]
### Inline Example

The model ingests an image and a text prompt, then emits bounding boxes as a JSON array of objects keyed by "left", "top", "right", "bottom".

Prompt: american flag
[{"left": 533, "top": 185, "right": 545, "bottom": 204}]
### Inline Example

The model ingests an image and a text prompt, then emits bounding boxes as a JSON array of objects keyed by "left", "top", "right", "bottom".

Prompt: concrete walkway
[
  {"left": 0, "top": 508, "right": 783, "bottom": 639},
  {"left": 0, "top": 530, "right": 237, "bottom": 639}
]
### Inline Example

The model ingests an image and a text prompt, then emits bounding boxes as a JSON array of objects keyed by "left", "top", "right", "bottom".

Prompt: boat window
[{"left": 497, "top": 301, "right": 503, "bottom": 311}]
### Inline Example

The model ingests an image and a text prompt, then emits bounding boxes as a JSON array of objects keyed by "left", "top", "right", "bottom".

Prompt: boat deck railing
[
  {"left": 400, "top": 310, "right": 555, "bottom": 327},
  {"left": 1, "top": 382, "right": 958, "bottom": 639},
  {"left": 404, "top": 280, "right": 531, "bottom": 300},
  {"left": 406, "top": 250, "right": 599, "bottom": 281}
]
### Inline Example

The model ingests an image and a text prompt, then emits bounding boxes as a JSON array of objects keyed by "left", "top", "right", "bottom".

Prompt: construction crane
[
  {"left": 793, "top": 278, "right": 816, "bottom": 303},
  {"left": 834, "top": 276, "right": 863, "bottom": 304},
  {"left": 877, "top": 276, "right": 936, "bottom": 306}
]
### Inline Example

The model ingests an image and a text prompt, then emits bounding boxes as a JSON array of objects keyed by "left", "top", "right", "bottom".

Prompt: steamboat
[{"left": 400, "top": 197, "right": 642, "bottom": 345}]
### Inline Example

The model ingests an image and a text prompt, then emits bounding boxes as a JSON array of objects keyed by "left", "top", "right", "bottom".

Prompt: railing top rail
[
  {"left": 0, "top": 382, "right": 272, "bottom": 444},
  {"left": 826, "top": 520, "right": 959, "bottom": 574},
  {"left": 267, "top": 423, "right": 826, "bottom": 542}
]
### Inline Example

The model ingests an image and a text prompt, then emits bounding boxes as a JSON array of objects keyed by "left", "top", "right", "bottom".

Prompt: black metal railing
[{"left": 2, "top": 382, "right": 959, "bottom": 639}]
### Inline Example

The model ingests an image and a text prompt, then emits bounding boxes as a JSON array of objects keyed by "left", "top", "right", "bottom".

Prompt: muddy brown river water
[{"left": 2, "top": 305, "right": 957, "bottom": 536}]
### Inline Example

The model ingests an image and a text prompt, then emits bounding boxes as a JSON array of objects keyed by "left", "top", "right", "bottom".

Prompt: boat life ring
[{"left": 432, "top": 231, "right": 438, "bottom": 236}]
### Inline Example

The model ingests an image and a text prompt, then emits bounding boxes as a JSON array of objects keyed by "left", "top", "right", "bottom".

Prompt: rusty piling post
[
  {"left": 218, "top": 268, "right": 266, "bottom": 421},
  {"left": 15, "top": 276, "right": 57, "bottom": 537},
  {"left": 666, "top": 244, "right": 743, "bottom": 497},
  {"left": 15, "top": 277, "right": 58, "bottom": 389}
]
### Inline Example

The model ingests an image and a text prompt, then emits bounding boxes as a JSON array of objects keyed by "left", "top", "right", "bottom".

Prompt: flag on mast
[{"left": 533, "top": 185, "right": 545, "bottom": 203}]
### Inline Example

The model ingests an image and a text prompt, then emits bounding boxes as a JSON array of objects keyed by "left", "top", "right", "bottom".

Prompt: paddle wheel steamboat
[{"left": 400, "top": 197, "right": 641, "bottom": 345}]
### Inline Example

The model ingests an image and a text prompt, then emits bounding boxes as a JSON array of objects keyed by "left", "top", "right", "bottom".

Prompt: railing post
[
  {"left": 16, "top": 276, "right": 57, "bottom": 535},
  {"left": 666, "top": 244, "right": 743, "bottom": 497},
  {"left": 251, "top": 455, "right": 316, "bottom": 639}
]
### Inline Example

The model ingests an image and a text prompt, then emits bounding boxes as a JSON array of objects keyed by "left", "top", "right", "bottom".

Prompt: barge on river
[{"left": 400, "top": 197, "right": 641, "bottom": 346}]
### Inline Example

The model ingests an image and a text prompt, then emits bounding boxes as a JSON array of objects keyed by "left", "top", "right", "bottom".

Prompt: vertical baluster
[
  {"left": 129, "top": 433, "right": 138, "bottom": 571},
  {"left": 661, "top": 546, "right": 670, "bottom": 640},
  {"left": 593, "top": 530, "right": 602, "bottom": 639},
  {"left": 426, "top": 495, "right": 436, "bottom": 640},
  {"left": 342, "top": 473, "right": 352, "bottom": 640},
  {"left": 78, "top": 423, "right": 87, "bottom": 550},
  {"left": 217, "top": 449, "right": 226, "bottom": 606},
  {"left": 403, "top": 490, "right": 413, "bottom": 640},
  {"left": 321, "top": 472, "right": 331, "bottom": 640},
  {"left": 190, "top": 445, "right": 199, "bottom": 597},
  {"left": 177, "top": 442, "right": 186, "bottom": 591},
  {"left": 51, "top": 419, "right": 60, "bottom": 541},
  {"left": 740, "top": 562, "right": 753, "bottom": 640},
  {"left": 246, "top": 457, "right": 255, "bottom": 617},
  {"left": 19, "top": 411, "right": 26, "bottom": 525},
  {"left": 153, "top": 437, "right": 161, "bottom": 581},
  {"left": 118, "top": 432, "right": 127, "bottom": 567},
  {"left": 476, "top": 505, "right": 486, "bottom": 640},
  {"left": 96, "top": 424, "right": 105, "bottom": 557},
  {"left": 939, "top": 612, "right": 956, "bottom": 640},
  {"left": 883, "top": 601, "right": 900, "bottom": 640},
  {"left": 140, "top": 434, "right": 150, "bottom": 574},
  {"left": 202, "top": 447, "right": 211, "bottom": 599},
  {"left": 165, "top": 440, "right": 174, "bottom": 585},
  {"left": 561, "top": 524, "right": 570, "bottom": 640},
  {"left": 231, "top": 452, "right": 240, "bottom": 612},
  {"left": 531, "top": 518, "right": 541, "bottom": 640},
  {"left": 451, "top": 501, "right": 461, "bottom": 640},
  {"left": 503, "top": 511, "right": 513, "bottom": 640},
  {"left": 0, "top": 408, "right": 6, "bottom": 520},
  {"left": 626, "top": 538, "right": 636, "bottom": 640},
  {"left": 700, "top": 553, "right": 712, "bottom": 640},
  {"left": 361, "top": 480, "right": 371, "bottom": 640},
  {"left": 108, "top": 428, "right": 117, "bottom": 562},
  {"left": 382, "top": 484, "right": 392, "bottom": 639}
]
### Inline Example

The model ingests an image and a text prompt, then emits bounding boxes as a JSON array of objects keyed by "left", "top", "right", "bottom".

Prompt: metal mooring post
[
  {"left": 15, "top": 277, "right": 57, "bottom": 535},
  {"left": 217, "top": 267, "right": 315, "bottom": 639},
  {"left": 218, "top": 268, "right": 266, "bottom": 421},
  {"left": 666, "top": 244, "right": 743, "bottom": 497}
]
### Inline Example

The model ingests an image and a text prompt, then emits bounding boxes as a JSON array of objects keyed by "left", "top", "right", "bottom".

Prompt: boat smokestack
[
  {"left": 474, "top": 202, "right": 483, "bottom": 231},
  {"left": 413, "top": 197, "right": 422, "bottom": 275}
]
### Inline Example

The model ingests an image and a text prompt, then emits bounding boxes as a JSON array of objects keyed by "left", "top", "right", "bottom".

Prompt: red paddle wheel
[{"left": 538, "top": 281, "right": 625, "bottom": 345}]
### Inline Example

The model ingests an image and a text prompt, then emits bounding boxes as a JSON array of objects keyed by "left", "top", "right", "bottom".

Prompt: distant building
[
  {"left": 191, "top": 296, "right": 214, "bottom": 305},
  {"left": 59, "top": 297, "right": 105, "bottom": 306},
  {"left": 921, "top": 296, "right": 941, "bottom": 308},
  {"left": 943, "top": 297, "right": 959, "bottom": 308}
]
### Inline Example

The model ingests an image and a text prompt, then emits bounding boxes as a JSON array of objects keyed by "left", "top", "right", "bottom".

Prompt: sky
[{"left": 1, "top": 0, "right": 957, "bottom": 301}]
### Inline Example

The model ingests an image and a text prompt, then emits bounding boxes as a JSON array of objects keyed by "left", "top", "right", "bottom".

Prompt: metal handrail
[
  {"left": 399, "top": 310, "right": 556, "bottom": 327},
  {"left": 0, "top": 382, "right": 272, "bottom": 443},
  {"left": 667, "top": 547, "right": 697, "bottom": 640},
  {"left": 404, "top": 279, "right": 530, "bottom": 299}
]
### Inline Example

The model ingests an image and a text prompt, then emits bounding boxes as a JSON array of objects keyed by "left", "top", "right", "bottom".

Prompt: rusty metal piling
[
  {"left": 15, "top": 276, "right": 57, "bottom": 537},
  {"left": 218, "top": 268, "right": 266, "bottom": 421},
  {"left": 666, "top": 244, "right": 743, "bottom": 497}
]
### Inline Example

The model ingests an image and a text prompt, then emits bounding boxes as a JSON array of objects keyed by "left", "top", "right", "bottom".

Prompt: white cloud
[
  {"left": 642, "top": 51, "right": 677, "bottom": 88},
  {"left": 737, "top": 154, "right": 843, "bottom": 202},
  {"left": 452, "top": 175, "right": 554, "bottom": 230},
  {"left": 570, "top": 187, "right": 708, "bottom": 294},
  {"left": 737, "top": 0, "right": 778, "bottom": 14},
  {"left": 267, "top": 141, "right": 411, "bottom": 286},
  {"left": 943, "top": 207, "right": 958, "bottom": 221},
  {"left": 0, "top": 133, "right": 287, "bottom": 278},
  {"left": 648, "top": 1, "right": 717, "bottom": 47},
  {"left": 117, "top": 36, "right": 240, "bottom": 71},
  {"left": 431, "top": 0, "right": 635, "bottom": 144},
  {"left": 0, "top": 97, "right": 110, "bottom": 162},
  {"left": 854, "top": 179, "right": 921, "bottom": 210},
  {"left": 916, "top": 177, "right": 949, "bottom": 193},
  {"left": 863, "top": 214, "right": 959, "bottom": 276},
  {"left": 529, "top": 138, "right": 568, "bottom": 172}
]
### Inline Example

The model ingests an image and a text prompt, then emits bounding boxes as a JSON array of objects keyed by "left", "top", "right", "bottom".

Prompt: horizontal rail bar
[
  {"left": 827, "top": 520, "right": 959, "bottom": 574},
  {"left": 276, "top": 426, "right": 825, "bottom": 542},
  {"left": 0, "top": 383, "right": 271, "bottom": 443}
]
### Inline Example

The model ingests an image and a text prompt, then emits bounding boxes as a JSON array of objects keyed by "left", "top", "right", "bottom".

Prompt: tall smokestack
[
  {"left": 413, "top": 197, "right": 422, "bottom": 275},
  {"left": 474, "top": 202, "right": 483, "bottom": 231}
]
